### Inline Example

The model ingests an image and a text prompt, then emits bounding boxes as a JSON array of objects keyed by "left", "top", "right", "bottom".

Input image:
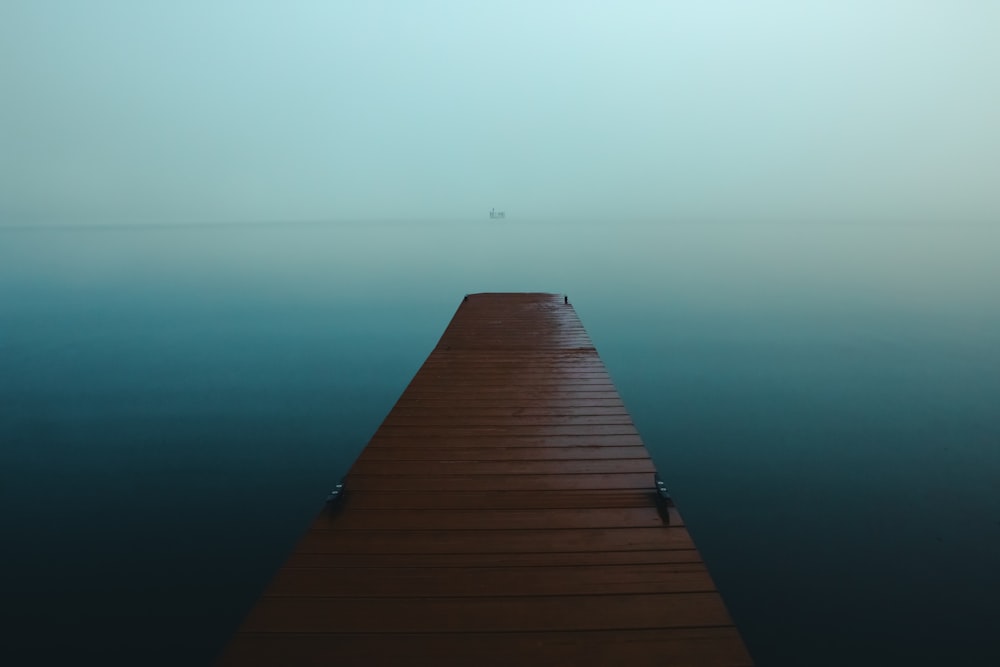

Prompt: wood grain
[{"left": 217, "top": 293, "right": 752, "bottom": 666}]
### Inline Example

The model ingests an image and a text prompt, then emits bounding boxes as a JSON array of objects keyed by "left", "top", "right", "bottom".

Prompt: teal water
[{"left": 1, "top": 219, "right": 998, "bottom": 665}]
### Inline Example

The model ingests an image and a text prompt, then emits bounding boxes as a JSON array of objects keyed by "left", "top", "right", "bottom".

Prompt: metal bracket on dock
[
  {"left": 654, "top": 473, "right": 674, "bottom": 525},
  {"left": 325, "top": 478, "right": 347, "bottom": 511}
]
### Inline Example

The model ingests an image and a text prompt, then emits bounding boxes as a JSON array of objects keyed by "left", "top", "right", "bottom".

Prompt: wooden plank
[
  {"left": 412, "top": 373, "right": 613, "bottom": 380},
  {"left": 293, "top": 527, "right": 695, "bottom": 554},
  {"left": 218, "top": 293, "right": 751, "bottom": 666},
  {"left": 379, "top": 415, "right": 636, "bottom": 426},
  {"left": 348, "top": 459, "right": 656, "bottom": 476},
  {"left": 264, "top": 563, "right": 714, "bottom": 597},
  {"left": 391, "top": 398, "right": 628, "bottom": 408},
  {"left": 342, "top": 491, "right": 682, "bottom": 518},
  {"left": 398, "top": 391, "right": 625, "bottom": 399},
  {"left": 240, "top": 593, "right": 733, "bottom": 633},
  {"left": 402, "top": 383, "right": 619, "bottom": 391},
  {"left": 415, "top": 365, "right": 611, "bottom": 372},
  {"left": 371, "top": 424, "right": 639, "bottom": 436},
  {"left": 220, "top": 628, "right": 753, "bottom": 667},
  {"left": 325, "top": 507, "right": 665, "bottom": 530},
  {"left": 405, "top": 373, "right": 614, "bottom": 381},
  {"left": 345, "top": 472, "right": 655, "bottom": 491},
  {"left": 357, "top": 445, "right": 653, "bottom": 461},
  {"left": 282, "top": 548, "right": 705, "bottom": 569},
  {"left": 384, "top": 406, "right": 631, "bottom": 417},
  {"left": 367, "top": 434, "right": 645, "bottom": 447}
]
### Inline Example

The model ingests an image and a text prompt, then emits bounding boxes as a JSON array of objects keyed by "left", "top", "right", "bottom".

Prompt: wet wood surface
[{"left": 218, "top": 293, "right": 752, "bottom": 666}]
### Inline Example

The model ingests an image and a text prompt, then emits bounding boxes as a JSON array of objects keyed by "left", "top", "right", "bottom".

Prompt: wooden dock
[{"left": 218, "top": 293, "right": 752, "bottom": 666}]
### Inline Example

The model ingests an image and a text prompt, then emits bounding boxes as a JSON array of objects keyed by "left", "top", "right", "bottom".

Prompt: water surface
[{"left": 2, "top": 219, "right": 998, "bottom": 665}]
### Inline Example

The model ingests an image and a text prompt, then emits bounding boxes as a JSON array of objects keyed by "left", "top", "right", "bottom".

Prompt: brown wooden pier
[{"left": 219, "top": 293, "right": 752, "bottom": 666}]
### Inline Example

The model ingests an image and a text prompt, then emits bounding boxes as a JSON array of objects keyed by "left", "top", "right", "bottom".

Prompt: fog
[{"left": 2, "top": 1, "right": 998, "bottom": 225}]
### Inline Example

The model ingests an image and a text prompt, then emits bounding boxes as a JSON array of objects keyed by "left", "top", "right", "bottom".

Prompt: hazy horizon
[{"left": 3, "top": 1, "right": 998, "bottom": 226}]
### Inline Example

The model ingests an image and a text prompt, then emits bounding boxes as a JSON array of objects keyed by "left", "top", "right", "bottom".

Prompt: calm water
[{"left": 2, "top": 219, "right": 998, "bottom": 665}]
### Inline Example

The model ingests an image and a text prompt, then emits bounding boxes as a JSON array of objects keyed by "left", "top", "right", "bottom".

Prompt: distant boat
[{"left": 489, "top": 208, "right": 506, "bottom": 219}]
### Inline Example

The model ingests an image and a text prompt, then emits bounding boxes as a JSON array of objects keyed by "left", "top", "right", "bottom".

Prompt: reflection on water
[{"left": 1, "top": 219, "right": 999, "bottom": 665}]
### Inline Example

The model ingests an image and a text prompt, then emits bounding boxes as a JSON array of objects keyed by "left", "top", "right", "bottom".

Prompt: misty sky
[{"left": 2, "top": 1, "right": 998, "bottom": 224}]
